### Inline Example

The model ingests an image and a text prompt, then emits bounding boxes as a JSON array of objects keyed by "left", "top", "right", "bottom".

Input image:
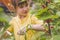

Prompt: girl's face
[{"left": 16, "top": 2, "right": 30, "bottom": 16}]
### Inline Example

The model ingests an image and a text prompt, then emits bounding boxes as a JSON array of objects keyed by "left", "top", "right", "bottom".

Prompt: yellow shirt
[{"left": 7, "top": 14, "right": 43, "bottom": 40}]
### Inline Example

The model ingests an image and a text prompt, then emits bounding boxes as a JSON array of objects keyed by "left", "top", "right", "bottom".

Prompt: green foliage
[
  {"left": 30, "top": 0, "right": 60, "bottom": 40},
  {"left": 0, "top": 0, "right": 60, "bottom": 40},
  {"left": 0, "top": 7, "right": 10, "bottom": 33}
]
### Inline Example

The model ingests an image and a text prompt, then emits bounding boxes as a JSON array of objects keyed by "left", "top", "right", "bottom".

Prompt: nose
[{"left": 23, "top": 7, "right": 28, "bottom": 11}]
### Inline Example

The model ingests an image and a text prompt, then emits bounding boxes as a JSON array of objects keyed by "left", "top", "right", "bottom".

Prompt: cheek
[
  {"left": 26, "top": 7, "right": 30, "bottom": 12},
  {"left": 27, "top": 6, "right": 30, "bottom": 10},
  {"left": 27, "top": 8, "right": 29, "bottom": 11},
  {"left": 28, "top": 7, "right": 30, "bottom": 11},
  {"left": 17, "top": 9, "right": 23, "bottom": 13}
]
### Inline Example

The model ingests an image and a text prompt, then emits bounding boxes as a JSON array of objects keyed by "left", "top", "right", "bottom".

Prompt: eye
[
  {"left": 24, "top": 3, "right": 28, "bottom": 7},
  {"left": 18, "top": 3, "right": 28, "bottom": 8},
  {"left": 25, "top": 3, "right": 28, "bottom": 7},
  {"left": 19, "top": 4, "right": 24, "bottom": 8},
  {"left": 26, "top": 3, "right": 28, "bottom": 6}
]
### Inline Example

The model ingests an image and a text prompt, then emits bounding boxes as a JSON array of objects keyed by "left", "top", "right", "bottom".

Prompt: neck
[
  {"left": 17, "top": 15, "right": 27, "bottom": 20},
  {"left": 20, "top": 15, "right": 26, "bottom": 19}
]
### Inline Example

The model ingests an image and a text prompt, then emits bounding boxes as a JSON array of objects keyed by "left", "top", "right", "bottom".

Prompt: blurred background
[{"left": 0, "top": 0, "right": 60, "bottom": 40}]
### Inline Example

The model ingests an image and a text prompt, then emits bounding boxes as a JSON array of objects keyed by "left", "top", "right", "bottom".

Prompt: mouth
[{"left": 24, "top": 11, "right": 28, "bottom": 14}]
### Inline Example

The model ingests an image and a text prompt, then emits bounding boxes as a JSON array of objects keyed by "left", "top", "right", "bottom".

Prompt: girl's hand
[{"left": 17, "top": 27, "right": 26, "bottom": 35}]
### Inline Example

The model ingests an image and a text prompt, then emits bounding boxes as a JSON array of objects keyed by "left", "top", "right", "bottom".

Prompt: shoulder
[
  {"left": 31, "top": 14, "right": 38, "bottom": 21},
  {"left": 31, "top": 14, "right": 44, "bottom": 24},
  {"left": 9, "top": 17, "right": 17, "bottom": 25}
]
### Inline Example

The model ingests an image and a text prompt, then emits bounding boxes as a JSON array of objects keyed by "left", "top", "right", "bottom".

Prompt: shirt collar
[{"left": 16, "top": 13, "right": 30, "bottom": 24}]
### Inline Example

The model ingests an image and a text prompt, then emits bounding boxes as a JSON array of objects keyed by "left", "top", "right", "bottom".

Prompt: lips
[{"left": 24, "top": 11, "right": 28, "bottom": 14}]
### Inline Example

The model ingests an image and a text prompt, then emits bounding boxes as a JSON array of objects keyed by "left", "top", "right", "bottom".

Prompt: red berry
[
  {"left": 42, "top": 4, "right": 46, "bottom": 8},
  {"left": 50, "top": 26, "right": 54, "bottom": 28}
]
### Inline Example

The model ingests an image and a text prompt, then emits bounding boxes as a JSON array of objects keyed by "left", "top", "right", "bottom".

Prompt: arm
[
  {"left": 30, "top": 15, "right": 46, "bottom": 31},
  {"left": 0, "top": 24, "right": 13, "bottom": 39},
  {"left": 17, "top": 24, "right": 47, "bottom": 35},
  {"left": 30, "top": 24, "right": 46, "bottom": 31},
  {"left": 0, "top": 30, "right": 12, "bottom": 39},
  {"left": 17, "top": 15, "right": 47, "bottom": 35}
]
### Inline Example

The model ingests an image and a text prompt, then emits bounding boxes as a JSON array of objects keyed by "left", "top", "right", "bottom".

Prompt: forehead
[{"left": 18, "top": 1, "right": 28, "bottom": 6}]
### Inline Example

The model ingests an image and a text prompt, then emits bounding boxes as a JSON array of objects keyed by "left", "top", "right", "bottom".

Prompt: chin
[
  {"left": 23, "top": 13, "right": 27, "bottom": 15},
  {"left": 23, "top": 14, "right": 27, "bottom": 16},
  {"left": 19, "top": 14, "right": 27, "bottom": 16}
]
